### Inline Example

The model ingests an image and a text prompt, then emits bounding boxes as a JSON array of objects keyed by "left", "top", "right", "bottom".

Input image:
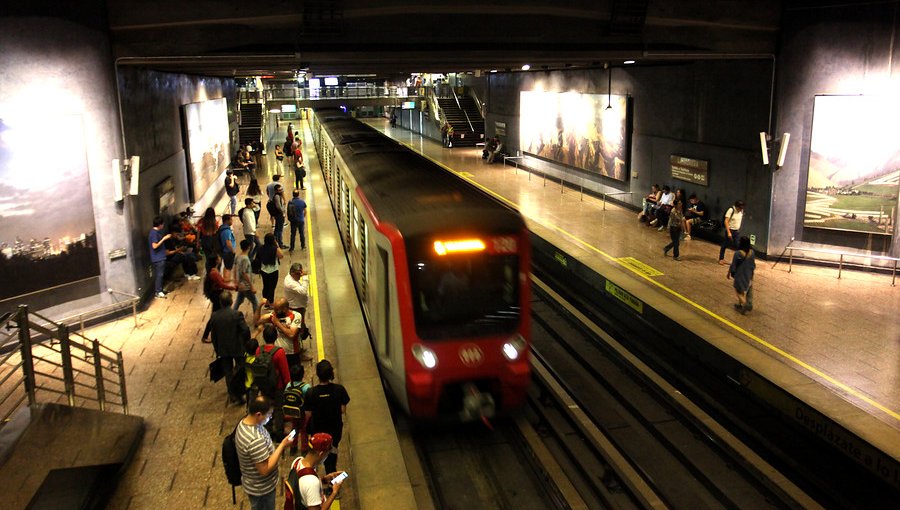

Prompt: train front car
[{"left": 401, "top": 219, "right": 532, "bottom": 421}]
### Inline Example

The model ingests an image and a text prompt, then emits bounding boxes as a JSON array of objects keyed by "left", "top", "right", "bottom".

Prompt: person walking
[
  {"left": 197, "top": 207, "right": 220, "bottom": 272},
  {"left": 207, "top": 292, "right": 251, "bottom": 404},
  {"left": 218, "top": 214, "right": 237, "bottom": 282},
  {"left": 727, "top": 236, "right": 756, "bottom": 314},
  {"left": 225, "top": 169, "right": 240, "bottom": 215},
  {"left": 288, "top": 189, "right": 307, "bottom": 252},
  {"left": 283, "top": 263, "right": 309, "bottom": 330},
  {"left": 234, "top": 395, "right": 293, "bottom": 510},
  {"left": 663, "top": 199, "right": 685, "bottom": 261},
  {"left": 718, "top": 200, "right": 745, "bottom": 265},
  {"left": 246, "top": 179, "right": 264, "bottom": 224},
  {"left": 303, "top": 360, "right": 350, "bottom": 476},
  {"left": 240, "top": 197, "right": 261, "bottom": 260},
  {"left": 233, "top": 239, "right": 259, "bottom": 314}
]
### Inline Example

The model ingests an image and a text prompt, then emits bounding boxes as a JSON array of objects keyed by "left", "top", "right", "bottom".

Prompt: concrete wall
[
  {"left": 772, "top": 2, "right": 900, "bottom": 259},
  {"left": 117, "top": 68, "right": 237, "bottom": 298},
  {"left": 0, "top": 10, "right": 136, "bottom": 315},
  {"left": 482, "top": 60, "right": 774, "bottom": 252}
]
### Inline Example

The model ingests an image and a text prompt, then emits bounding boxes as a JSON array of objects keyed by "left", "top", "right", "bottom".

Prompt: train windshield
[{"left": 408, "top": 237, "right": 521, "bottom": 340}]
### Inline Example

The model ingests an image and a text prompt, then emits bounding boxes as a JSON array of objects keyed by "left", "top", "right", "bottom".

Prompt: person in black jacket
[
  {"left": 207, "top": 292, "right": 251, "bottom": 404},
  {"left": 302, "top": 359, "right": 350, "bottom": 476}
]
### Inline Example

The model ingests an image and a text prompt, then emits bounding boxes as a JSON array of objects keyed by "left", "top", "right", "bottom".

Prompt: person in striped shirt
[{"left": 235, "top": 395, "right": 293, "bottom": 510}]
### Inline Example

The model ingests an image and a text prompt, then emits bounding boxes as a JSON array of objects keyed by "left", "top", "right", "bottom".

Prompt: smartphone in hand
[
  {"left": 287, "top": 429, "right": 297, "bottom": 441},
  {"left": 332, "top": 472, "right": 349, "bottom": 484}
]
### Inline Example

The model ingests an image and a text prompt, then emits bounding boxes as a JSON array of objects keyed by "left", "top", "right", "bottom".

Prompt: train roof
[{"left": 317, "top": 113, "right": 525, "bottom": 239}]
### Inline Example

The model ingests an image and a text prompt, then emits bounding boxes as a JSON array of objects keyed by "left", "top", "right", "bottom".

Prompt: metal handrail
[
  {"left": 451, "top": 87, "right": 476, "bottom": 133},
  {"left": 0, "top": 305, "right": 129, "bottom": 423},
  {"left": 602, "top": 191, "right": 634, "bottom": 210}
]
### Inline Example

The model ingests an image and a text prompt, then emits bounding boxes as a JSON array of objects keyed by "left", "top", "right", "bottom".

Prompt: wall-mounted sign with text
[
  {"left": 670, "top": 155, "right": 709, "bottom": 186},
  {"left": 495, "top": 121, "right": 506, "bottom": 137}
]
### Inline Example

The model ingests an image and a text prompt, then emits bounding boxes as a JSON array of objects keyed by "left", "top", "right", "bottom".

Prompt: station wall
[
  {"left": 772, "top": 2, "right": 900, "bottom": 259},
  {"left": 478, "top": 60, "right": 774, "bottom": 253},
  {"left": 0, "top": 7, "right": 136, "bottom": 316},
  {"left": 117, "top": 68, "right": 237, "bottom": 299}
]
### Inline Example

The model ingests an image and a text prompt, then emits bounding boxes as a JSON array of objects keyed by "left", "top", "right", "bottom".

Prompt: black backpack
[
  {"left": 267, "top": 200, "right": 282, "bottom": 219},
  {"left": 222, "top": 425, "right": 242, "bottom": 503},
  {"left": 250, "top": 346, "right": 281, "bottom": 397},
  {"left": 283, "top": 381, "right": 311, "bottom": 418}
]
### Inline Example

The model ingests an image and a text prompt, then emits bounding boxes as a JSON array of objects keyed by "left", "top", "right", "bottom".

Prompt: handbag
[
  {"left": 209, "top": 357, "right": 226, "bottom": 382},
  {"left": 298, "top": 324, "right": 311, "bottom": 341}
]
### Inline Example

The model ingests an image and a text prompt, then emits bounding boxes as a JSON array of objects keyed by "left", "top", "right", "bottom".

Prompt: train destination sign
[{"left": 670, "top": 155, "right": 709, "bottom": 186}]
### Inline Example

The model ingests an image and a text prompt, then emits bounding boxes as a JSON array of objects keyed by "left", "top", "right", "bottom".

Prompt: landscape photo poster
[
  {"left": 520, "top": 90, "right": 629, "bottom": 181},
  {"left": 804, "top": 95, "right": 898, "bottom": 235},
  {"left": 0, "top": 112, "right": 100, "bottom": 302},
  {"left": 182, "top": 97, "right": 230, "bottom": 202}
]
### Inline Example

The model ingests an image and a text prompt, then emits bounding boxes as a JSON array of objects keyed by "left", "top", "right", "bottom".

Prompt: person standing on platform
[
  {"left": 284, "top": 263, "right": 310, "bottom": 330},
  {"left": 234, "top": 395, "right": 293, "bottom": 510},
  {"left": 272, "top": 184, "right": 287, "bottom": 248},
  {"left": 233, "top": 239, "right": 259, "bottom": 314},
  {"left": 274, "top": 145, "right": 284, "bottom": 163},
  {"left": 257, "top": 233, "right": 283, "bottom": 303},
  {"left": 440, "top": 122, "right": 448, "bottom": 146},
  {"left": 206, "top": 292, "right": 251, "bottom": 404},
  {"left": 225, "top": 169, "right": 240, "bottom": 215},
  {"left": 288, "top": 189, "right": 307, "bottom": 252},
  {"left": 663, "top": 199, "right": 685, "bottom": 261},
  {"left": 446, "top": 123, "right": 454, "bottom": 147},
  {"left": 149, "top": 216, "right": 172, "bottom": 299},
  {"left": 718, "top": 200, "right": 745, "bottom": 265},
  {"left": 266, "top": 174, "right": 283, "bottom": 202},
  {"left": 240, "top": 198, "right": 261, "bottom": 260},
  {"left": 727, "top": 236, "right": 756, "bottom": 314},
  {"left": 293, "top": 149, "right": 307, "bottom": 191},
  {"left": 285, "top": 433, "right": 345, "bottom": 510},
  {"left": 197, "top": 207, "right": 220, "bottom": 271},
  {"left": 255, "top": 297, "right": 308, "bottom": 367},
  {"left": 303, "top": 360, "right": 350, "bottom": 476}
]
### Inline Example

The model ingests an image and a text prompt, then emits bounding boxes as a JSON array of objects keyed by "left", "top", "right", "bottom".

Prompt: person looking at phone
[
  {"left": 235, "top": 395, "right": 293, "bottom": 510},
  {"left": 291, "top": 432, "right": 345, "bottom": 510}
]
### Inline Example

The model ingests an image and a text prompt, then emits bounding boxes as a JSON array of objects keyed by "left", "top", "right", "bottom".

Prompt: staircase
[
  {"left": 238, "top": 102, "right": 263, "bottom": 149},
  {"left": 0, "top": 305, "right": 143, "bottom": 510},
  {"left": 437, "top": 96, "right": 484, "bottom": 147}
]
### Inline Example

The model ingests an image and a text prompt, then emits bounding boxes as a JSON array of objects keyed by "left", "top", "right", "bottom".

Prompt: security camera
[
  {"left": 776, "top": 133, "right": 790, "bottom": 167},
  {"left": 759, "top": 132, "right": 769, "bottom": 166}
]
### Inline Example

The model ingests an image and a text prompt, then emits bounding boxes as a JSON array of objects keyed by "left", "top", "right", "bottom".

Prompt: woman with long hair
[
  {"left": 246, "top": 178, "right": 263, "bottom": 223},
  {"left": 258, "top": 232, "right": 283, "bottom": 302},
  {"left": 196, "top": 207, "right": 219, "bottom": 271}
]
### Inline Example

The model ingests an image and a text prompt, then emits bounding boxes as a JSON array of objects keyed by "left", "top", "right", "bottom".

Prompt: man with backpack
[
  {"left": 218, "top": 214, "right": 237, "bottom": 281},
  {"left": 252, "top": 325, "right": 290, "bottom": 437},
  {"left": 283, "top": 432, "right": 345, "bottom": 510},
  {"left": 718, "top": 200, "right": 745, "bottom": 265},
  {"left": 231, "top": 395, "right": 293, "bottom": 510},
  {"left": 283, "top": 364, "right": 311, "bottom": 455}
]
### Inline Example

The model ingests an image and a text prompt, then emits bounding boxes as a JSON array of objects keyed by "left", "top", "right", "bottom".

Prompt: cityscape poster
[
  {"left": 804, "top": 95, "right": 898, "bottom": 236},
  {"left": 0, "top": 112, "right": 100, "bottom": 302}
]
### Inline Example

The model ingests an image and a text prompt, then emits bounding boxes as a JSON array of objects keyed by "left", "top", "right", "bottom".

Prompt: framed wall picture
[
  {"left": 520, "top": 90, "right": 630, "bottom": 181},
  {"left": 804, "top": 95, "right": 898, "bottom": 236},
  {"left": 155, "top": 176, "right": 175, "bottom": 215},
  {"left": 181, "top": 97, "right": 230, "bottom": 202}
]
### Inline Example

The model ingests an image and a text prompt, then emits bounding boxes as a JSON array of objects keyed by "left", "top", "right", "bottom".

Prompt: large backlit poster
[
  {"left": 182, "top": 97, "right": 229, "bottom": 202},
  {"left": 0, "top": 112, "right": 100, "bottom": 302},
  {"left": 804, "top": 95, "right": 898, "bottom": 235},
  {"left": 520, "top": 91, "right": 629, "bottom": 181}
]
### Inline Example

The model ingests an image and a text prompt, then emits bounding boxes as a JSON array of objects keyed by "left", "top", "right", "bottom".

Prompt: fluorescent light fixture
[
  {"left": 309, "top": 78, "right": 321, "bottom": 89},
  {"left": 777, "top": 133, "right": 790, "bottom": 167},
  {"left": 623, "top": 60, "right": 635, "bottom": 64},
  {"left": 324, "top": 77, "right": 339, "bottom": 86},
  {"left": 759, "top": 132, "right": 769, "bottom": 166},
  {"left": 490, "top": 69, "right": 498, "bottom": 73},
  {"left": 521, "top": 64, "right": 531, "bottom": 71}
]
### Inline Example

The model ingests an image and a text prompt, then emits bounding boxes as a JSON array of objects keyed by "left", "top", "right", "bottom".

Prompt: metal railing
[
  {"left": 781, "top": 242, "right": 899, "bottom": 286},
  {"left": 0, "top": 305, "right": 129, "bottom": 426},
  {"left": 264, "top": 86, "right": 419, "bottom": 101}
]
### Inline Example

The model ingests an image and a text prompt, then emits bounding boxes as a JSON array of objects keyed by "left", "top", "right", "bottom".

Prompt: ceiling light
[
  {"left": 490, "top": 69, "right": 498, "bottom": 73},
  {"left": 624, "top": 60, "right": 635, "bottom": 65},
  {"left": 521, "top": 64, "right": 531, "bottom": 71}
]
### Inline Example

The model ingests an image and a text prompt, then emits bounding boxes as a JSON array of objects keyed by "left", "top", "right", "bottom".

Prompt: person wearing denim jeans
[
  {"left": 718, "top": 200, "right": 745, "bottom": 264},
  {"left": 148, "top": 216, "right": 171, "bottom": 299}
]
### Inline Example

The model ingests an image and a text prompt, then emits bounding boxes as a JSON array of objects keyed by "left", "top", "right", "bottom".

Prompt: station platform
[
  {"left": 365, "top": 119, "right": 900, "bottom": 483},
  {"left": 76, "top": 121, "right": 418, "bottom": 509}
]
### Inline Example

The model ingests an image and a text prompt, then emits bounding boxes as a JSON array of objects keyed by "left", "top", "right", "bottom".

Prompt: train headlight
[
  {"left": 502, "top": 334, "right": 527, "bottom": 361},
  {"left": 412, "top": 344, "right": 438, "bottom": 370}
]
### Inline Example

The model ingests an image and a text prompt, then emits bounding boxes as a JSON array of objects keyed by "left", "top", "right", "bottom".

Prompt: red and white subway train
[{"left": 310, "top": 110, "right": 531, "bottom": 420}]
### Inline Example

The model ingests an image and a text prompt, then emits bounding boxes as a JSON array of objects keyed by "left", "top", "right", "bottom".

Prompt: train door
[{"left": 342, "top": 181, "right": 351, "bottom": 249}]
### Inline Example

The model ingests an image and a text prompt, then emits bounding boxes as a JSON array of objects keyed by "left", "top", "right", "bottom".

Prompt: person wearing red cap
[{"left": 287, "top": 432, "right": 345, "bottom": 510}]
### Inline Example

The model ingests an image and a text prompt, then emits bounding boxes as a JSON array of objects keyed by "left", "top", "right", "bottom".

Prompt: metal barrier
[
  {"left": 784, "top": 245, "right": 899, "bottom": 286},
  {"left": 0, "top": 305, "right": 129, "bottom": 426},
  {"left": 602, "top": 191, "right": 634, "bottom": 210}
]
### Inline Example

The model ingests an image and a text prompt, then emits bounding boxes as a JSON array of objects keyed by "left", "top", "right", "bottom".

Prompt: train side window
[{"left": 377, "top": 246, "right": 390, "bottom": 358}]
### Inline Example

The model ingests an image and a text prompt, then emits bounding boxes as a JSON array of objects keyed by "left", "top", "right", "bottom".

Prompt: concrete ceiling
[{"left": 104, "top": 0, "right": 783, "bottom": 77}]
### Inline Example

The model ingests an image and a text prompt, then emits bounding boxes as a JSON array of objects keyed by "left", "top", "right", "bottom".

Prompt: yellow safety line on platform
[
  {"left": 398, "top": 140, "right": 900, "bottom": 423},
  {"left": 301, "top": 126, "right": 326, "bottom": 363}
]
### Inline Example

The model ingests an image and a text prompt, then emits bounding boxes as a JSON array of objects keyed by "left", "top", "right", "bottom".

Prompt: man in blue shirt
[
  {"left": 219, "top": 214, "right": 237, "bottom": 281},
  {"left": 287, "top": 189, "right": 307, "bottom": 252},
  {"left": 149, "top": 216, "right": 172, "bottom": 299}
]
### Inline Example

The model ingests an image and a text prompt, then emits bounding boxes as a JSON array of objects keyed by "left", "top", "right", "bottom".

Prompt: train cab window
[{"left": 407, "top": 238, "right": 520, "bottom": 340}]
